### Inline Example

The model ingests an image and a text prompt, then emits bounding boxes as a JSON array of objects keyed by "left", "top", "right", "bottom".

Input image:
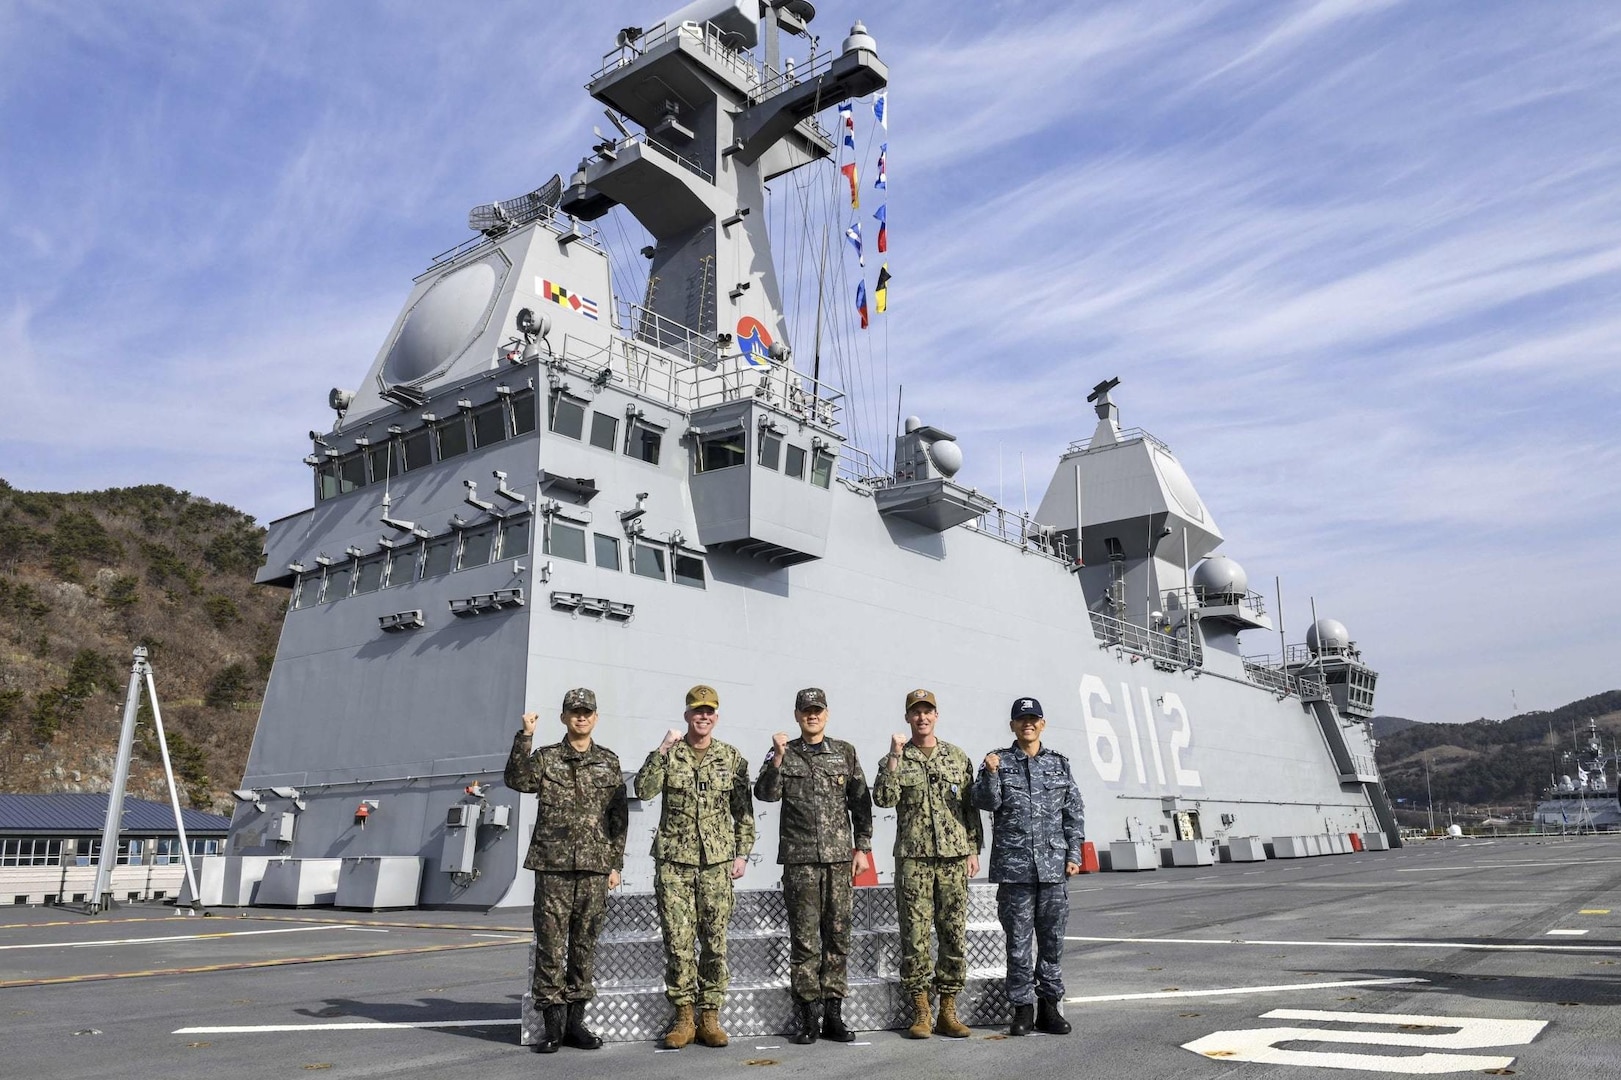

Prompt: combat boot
[
  {"left": 562, "top": 1000, "right": 603, "bottom": 1049},
  {"left": 696, "top": 1008, "right": 729, "bottom": 1047},
  {"left": 904, "top": 991, "right": 932, "bottom": 1039},
  {"left": 534, "top": 1004, "right": 565, "bottom": 1053},
  {"left": 934, "top": 994, "right": 971, "bottom": 1038},
  {"left": 821, "top": 997, "right": 856, "bottom": 1043},
  {"left": 662, "top": 1003, "right": 696, "bottom": 1049},
  {"left": 1008, "top": 1002, "right": 1035, "bottom": 1036},
  {"left": 790, "top": 998, "right": 820, "bottom": 1044},
  {"left": 1035, "top": 997, "right": 1072, "bottom": 1035}
]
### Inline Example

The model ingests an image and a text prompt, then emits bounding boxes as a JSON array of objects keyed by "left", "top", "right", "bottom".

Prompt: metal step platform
[{"left": 521, "top": 883, "right": 1010, "bottom": 1044}]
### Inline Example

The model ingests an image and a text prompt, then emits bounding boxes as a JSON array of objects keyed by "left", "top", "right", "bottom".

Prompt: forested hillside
[{"left": 0, "top": 480, "right": 282, "bottom": 811}]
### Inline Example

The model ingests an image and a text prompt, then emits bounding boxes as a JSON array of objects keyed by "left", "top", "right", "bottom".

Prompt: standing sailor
[
  {"left": 754, "top": 687, "right": 874, "bottom": 1044},
  {"left": 504, "top": 688, "right": 629, "bottom": 1054},
  {"left": 635, "top": 684, "right": 756, "bottom": 1050},
  {"left": 972, "top": 696, "right": 1083, "bottom": 1037},
  {"left": 872, "top": 688, "right": 983, "bottom": 1039}
]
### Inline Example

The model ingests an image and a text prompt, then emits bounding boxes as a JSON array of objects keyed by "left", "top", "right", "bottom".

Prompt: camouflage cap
[
  {"left": 685, "top": 684, "right": 720, "bottom": 709},
  {"left": 904, "top": 688, "right": 937, "bottom": 711},
  {"left": 794, "top": 687, "right": 828, "bottom": 711},
  {"left": 561, "top": 687, "right": 598, "bottom": 713}
]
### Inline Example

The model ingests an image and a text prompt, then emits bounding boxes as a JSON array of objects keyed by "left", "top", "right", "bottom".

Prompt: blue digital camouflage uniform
[{"left": 971, "top": 744, "right": 1084, "bottom": 1004}]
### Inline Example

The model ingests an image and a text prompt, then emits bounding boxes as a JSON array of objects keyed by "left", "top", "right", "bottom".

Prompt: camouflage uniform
[
  {"left": 504, "top": 727, "right": 628, "bottom": 1006},
  {"left": 754, "top": 736, "right": 873, "bottom": 1001},
  {"left": 635, "top": 739, "right": 756, "bottom": 1008},
  {"left": 971, "top": 744, "right": 1083, "bottom": 1005},
  {"left": 872, "top": 740, "right": 983, "bottom": 996}
]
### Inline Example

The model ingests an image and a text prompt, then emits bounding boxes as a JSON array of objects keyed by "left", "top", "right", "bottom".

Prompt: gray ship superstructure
[
  {"left": 222, "top": 0, "right": 1397, "bottom": 911},
  {"left": 1535, "top": 718, "right": 1621, "bottom": 832}
]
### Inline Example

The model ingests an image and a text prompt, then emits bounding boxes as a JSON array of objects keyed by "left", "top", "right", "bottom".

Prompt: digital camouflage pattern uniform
[
  {"left": 754, "top": 736, "right": 873, "bottom": 1001},
  {"left": 872, "top": 740, "right": 983, "bottom": 997},
  {"left": 504, "top": 720, "right": 628, "bottom": 1006},
  {"left": 971, "top": 744, "right": 1083, "bottom": 1005},
  {"left": 635, "top": 738, "right": 756, "bottom": 1008}
]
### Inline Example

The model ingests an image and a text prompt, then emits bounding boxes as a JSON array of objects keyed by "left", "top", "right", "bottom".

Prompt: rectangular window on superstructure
[
  {"left": 589, "top": 412, "right": 618, "bottom": 451},
  {"left": 385, "top": 544, "right": 418, "bottom": 586},
  {"left": 758, "top": 431, "right": 781, "bottom": 470},
  {"left": 337, "top": 452, "right": 367, "bottom": 493},
  {"left": 422, "top": 535, "right": 457, "bottom": 578},
  {"left": 293, "top": 571, "right": 322, "bottom": 609},
  {"left": 545, "top": 521, "right": 588, "bottom": 563},
  {"left": 366, "top": 444, "right": 392, "bottom": 483},
  {"left": 594, "top": 533, "right": 621, "bottom": 571},
  {"left": 811, "top": 449, "right": 835, "bottom": 489},
  {"left": 626, "top": 418, "right": 663, "bottom": 465},
  {"left": 437, "top": 415, "right": 470, "bottom": 460},
  {"left": 354, "top": 554, "right": 386, "bottom": 594},
  {"left": 472, "top": 401, "right": 508, "bottom": 448},
  {"left": 785, "top": 444, "right": 806, "bottom": 479},
  {"left": 510, "top": 389, "right": 538, "bottom": 435},
  {"left": 549, "top": 391, "right": 586, "bottom": 440},
  {"left": 672, "top": 552, "right": 705, "bottom": 589},
  {"left": 632, "top": 543, "right": 666, "bottom": 580},
  {"left": 498, "top": 517, "right": 531, "bottom": 560},
  {"left": 697, "top": 431, "right": 745, "bottom": 473},
  {"left": 458, "top": 525, "right": 496, "bottom": 569},
  {"left": 401, "top": 427, "right": 433, "bottom": 471},
  {"left": 317, "top": 464, "right": 339, "bottom": 500},
  {"left": 323, "top": 563, "right": 353, "bottom": 601}
]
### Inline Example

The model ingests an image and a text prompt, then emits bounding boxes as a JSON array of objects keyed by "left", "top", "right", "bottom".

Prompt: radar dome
[
  {"left": 1306, "top": 618, "right": 1350, "bottom": 656},
  {"left": 926, "top": 438, "right": 963, "bottom": 478},
  {"left": 1192, "top": 555, "right": 1247, "bottom": 602}
]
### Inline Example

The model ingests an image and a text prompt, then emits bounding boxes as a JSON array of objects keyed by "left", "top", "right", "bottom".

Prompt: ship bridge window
[
  {"left": 293, "top": 570, "right": 322, "bottom": 609},
  {"left": 673, "top": 552, "right": 705, "bottom": 589},
  {"left": 499, "top": 516, "right": 531, "bottom": 560},
  {"left": 594, "top": 533, "right": 621, "bottom": 570},
  {"left": 811, "top": 449, "right": 835, "bottom": 489},
  {"left": 511, "top": 389, "right": 538, "bottom": 435},
  {"left": 697, "top": 430, "right": 746, "bottom": 473},
  {"left": 354, "top": 554, "right": 387, "bottom": 594},
  {"left": 472, "top": 402, "right": 508, "bottom": 448},
  {"left": 385, "top": 544, "right": 418, "bottom": 586},
  {"left": 337, "top": 452, "right": 368, "bottom": 494},
  {"left": 436, "top": 415, "right": 470, "bottom": 460},
  {"left": 589, "top": 412, "right": 619, "bottom": 451},
  {"left": 626, "top": 418, "right": 664, "bottom": 465},
  {"left": 458, "top": 524, "right": 497, "bottom": 569},
  {"left": 422, "top": 534, "right": 458, "bottom": 577},
  {"left": 317, "top": 464, "right": 339, "bottom": 500},
  {"left": 402, "top": 427, "right": 433, "bottom": 471},
  {"left": 366, "top": 443, "right": 396, "bottom": 482},
  {"left": 758, "top": 432, "right": 782, "bottom": 470},
  {"left": 632, "top": 542, "right": 667, "bottom": 580},
  {"left": 549, "top": 391, "right": 587, "bottom": 440},
  {"left": 1104, "top": 537, "right": 1124, "bottom": 560},
  {"left": 545, "top": 521, "right": 588, "bottom": 563},
  {"left": 323, "top": 562, "right": 354, "bottom": 602},
  {"left": 785, "top": 444, "right": 806, "bottom": 479}
]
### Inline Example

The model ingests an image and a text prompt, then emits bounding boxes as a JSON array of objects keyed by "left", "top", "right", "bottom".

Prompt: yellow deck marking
[{"left": 1579, "top": 908, "right": 1610, "bottom": 915}]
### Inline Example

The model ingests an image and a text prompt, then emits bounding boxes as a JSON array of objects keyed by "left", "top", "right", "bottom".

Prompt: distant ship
[
  {"left": 206, "top": 0, "right": 1398, "bottom": 910},
  {"left": 1535, "top": 718, "right": 1621, "bottom": 832}
]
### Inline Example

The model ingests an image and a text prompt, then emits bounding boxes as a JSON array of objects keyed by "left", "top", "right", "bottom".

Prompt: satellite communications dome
[
  {"left": 1306, "top": 618, "right": 1351, "bottom": 656},
  {"left": 1192, "top": 555, "right": 1248, "bottom": 602}
]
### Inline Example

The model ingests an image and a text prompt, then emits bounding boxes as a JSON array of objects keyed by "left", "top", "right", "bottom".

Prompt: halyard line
[{"left": 1064, "top": 977, "right": 1426, "bottom": 1003}]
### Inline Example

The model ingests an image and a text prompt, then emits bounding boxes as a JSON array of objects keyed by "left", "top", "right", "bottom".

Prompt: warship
[
  {"left": 1535, "top": 718, "right": 1621, "bottom": 832},
  {"left": 206, "top": 0, "right": 1399, "bottom": 914}
]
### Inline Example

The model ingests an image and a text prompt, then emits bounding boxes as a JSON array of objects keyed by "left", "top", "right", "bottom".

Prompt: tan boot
[
  {"left": 662, "top": 1003, "right": 696, "bottom": 1049},
  {"left": 905, "top": 991, "right": 933, "bottom": 1039},
  {"left": 934, "top": 993, "right": 971, "bottom": 1038},
  {"left": 696, "top": 1008, "right": 729, "bottom": 1047}
]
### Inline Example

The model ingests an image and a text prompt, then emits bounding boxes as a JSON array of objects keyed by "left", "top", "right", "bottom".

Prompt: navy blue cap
[{"left": 1010, "top": 696, "right": 1044, "bottom": 719}]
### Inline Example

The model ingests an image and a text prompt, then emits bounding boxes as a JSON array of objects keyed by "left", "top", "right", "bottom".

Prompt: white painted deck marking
[
  {"left": 1064, "top": 977, "right": 1425, "bottom": 1003},
  {"left": 0, "top": 924, "right": 362, "bottom": 951},
  {"left": 469, "top": 933, "right": 529, "bottom": 939},
  {"left": 1068, "top": 933, "right": 1621, "bottom": 953},
  {"left": 176, "top": 1019, "right": 520, "bottom": 1034},
  {"left": 1183, "top": 1009, "right": 1546, "bottom": 1074},
  {"left": 1545, "top": 928, "right": 1589, "bottom": 936}
]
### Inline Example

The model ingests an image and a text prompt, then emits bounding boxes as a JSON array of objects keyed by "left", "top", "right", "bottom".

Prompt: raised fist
[
  {"left": 772, "top": 732, "right": 790, "bottom": 753},
  {"left": 521, "top": 712, "right": 539, "bottom": 736},
  {"left": 983, "top": 752, "right": 1000, "bottom": 772},
  {"left": 890, "top": 733, "right": 907, "bottom": 757},
  {"left": 658, "top": 727, "right": 683, "bottom": 753}
]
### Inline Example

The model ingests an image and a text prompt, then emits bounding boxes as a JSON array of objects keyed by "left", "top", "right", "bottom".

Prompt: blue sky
[{"left": 3, "top": 1, "right": 1618, "bottom": 725}]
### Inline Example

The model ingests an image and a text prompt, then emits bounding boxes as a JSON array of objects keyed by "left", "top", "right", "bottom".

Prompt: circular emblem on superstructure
[{"left": 736, "top": 316, "right": 772, "bottom": 368}]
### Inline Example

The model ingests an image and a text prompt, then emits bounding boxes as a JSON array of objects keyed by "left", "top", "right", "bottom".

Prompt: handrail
[
  {"left": 1090, "top": 610, "right": 1203, "bottom": 668},
  {"left": 1066, "top": 427, "right": 1171, "bottom": 456}
]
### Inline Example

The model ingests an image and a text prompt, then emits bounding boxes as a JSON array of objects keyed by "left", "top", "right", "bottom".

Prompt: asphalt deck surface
[{"left": 1, "top": 835, "right": 1618, "bottom": 1079}]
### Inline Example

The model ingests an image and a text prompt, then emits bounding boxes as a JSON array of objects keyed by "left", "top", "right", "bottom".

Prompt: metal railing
[
  {"left": 1164, "top": 584, "right": 1269, "bottom": 619},
  {"left": 1241, "top": 658, "right": 1328, "bottom": 700},
  {"left": 1066, "top": 427, "right": 1171, "bottom": 456},
  {"left": 1091, "top": 610, "right": 1203, "bottom": 668},
  {"left": 964, "top": 510, "right": 1074, "bottom": 565},
  {"left": 604, "top": 131, "right": 713, "bottom": 184},
  {"left": 426, "top": 212, "right": 603, "bottom": 272}
]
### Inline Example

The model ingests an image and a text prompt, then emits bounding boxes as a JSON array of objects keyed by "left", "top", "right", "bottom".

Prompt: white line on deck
[
  {"left": 0, "top": 925, "right": 363, "bottom": 951},
  {"left": 175, "top": 1019, "right": 520, "bottom": 1034},
  {"left": 469, "top": 933, "right": 529, "bottom": 939},
  {"left": 1545, "top": 929, "right": 1589, "bottom": 936},
  {"left": 1065, "top": 977, "right": 1426, "bottom": 1004},
  {"left": 1067, "top": 934, "right": 1621, "bottom": 953}
]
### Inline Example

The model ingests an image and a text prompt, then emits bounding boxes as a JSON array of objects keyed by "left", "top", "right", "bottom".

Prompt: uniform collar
[{"left": 794, "top": 736, "right": 832, "bottom": 753}]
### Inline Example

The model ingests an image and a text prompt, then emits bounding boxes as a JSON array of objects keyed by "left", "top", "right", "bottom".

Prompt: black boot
[
  {"left": 1008, "top": 1003, "right": 1035, "bottom": 1037},
  {"left": 790, "top": 998, "right": 821, "bottom": 1045},
  {"left": 534, "top": 1004, "right": 565, "bottom": 1053},
  {"left": 1035, "top": 997, "right": 1071, "bottom": 1035},
  {"left": 562, "top": 1000, "right": 603, "bottom": 1049},
  {"left": 820, "top": 997, "right": 855, "bottom": 1043}
]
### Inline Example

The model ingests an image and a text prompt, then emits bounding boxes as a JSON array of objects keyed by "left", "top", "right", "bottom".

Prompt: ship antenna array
[{"left": 89, "top": 646, "right": 201, "bottom": 915}]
